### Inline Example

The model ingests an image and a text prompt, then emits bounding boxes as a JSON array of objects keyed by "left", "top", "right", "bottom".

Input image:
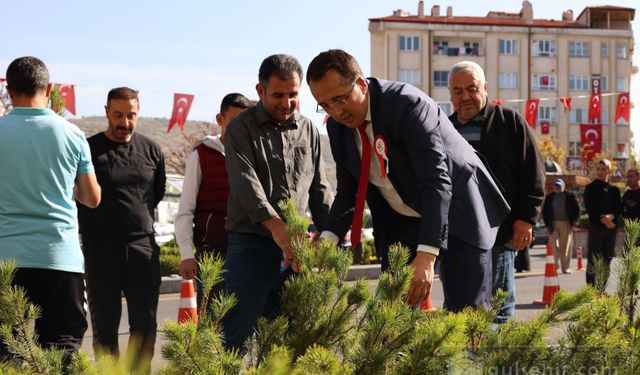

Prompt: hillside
[{"left": 72, "top": 117, "right": 337, "bottom": 189}]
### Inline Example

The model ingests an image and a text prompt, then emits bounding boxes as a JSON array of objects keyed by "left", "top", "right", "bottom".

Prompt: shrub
[{"left": 159, "top": 238, "right": 181, "bottom": 276}]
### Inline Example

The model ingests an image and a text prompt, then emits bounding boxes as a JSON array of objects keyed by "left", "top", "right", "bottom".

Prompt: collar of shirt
[
  {"left": 9, "top": 107, "right": 55, "bottom": 116},
  {"left": 451, "top": 106, "right": 486, "bottom": 128},
  {"left": 254, "top": 101, "right": 300, "bottom": 128}
]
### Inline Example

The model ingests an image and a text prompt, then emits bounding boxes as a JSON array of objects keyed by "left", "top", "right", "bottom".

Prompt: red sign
[
  {"left": 167, "top": 93, "right": 194, "bottom": 133},
  {"left": 541, "top": 121, "right": 550, "bottom": 135},
  {"left": 615, "top": 92, "right": 630, "bottom": 124},
  {"left": 580, "top": 123, "right": 602, "bottom": 161},
  {"left": 588, "top": 94, "right": 601, "bottom": 124},
  {"left": 525, "top": 99, "right": 539, "bottom": 129}
]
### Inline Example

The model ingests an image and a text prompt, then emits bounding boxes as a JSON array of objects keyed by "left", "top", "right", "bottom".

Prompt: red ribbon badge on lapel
[{"left": 373, "top": 135, "right": 389, "bottom": 178}]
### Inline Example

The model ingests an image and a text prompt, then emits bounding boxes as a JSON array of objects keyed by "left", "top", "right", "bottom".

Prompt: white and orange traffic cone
[
  {"left": 177, "top": 279, "right": 198, "bottom": 324},
  {"left": 575, "top": 245, "right": 585, "bottom": 271},
  {"left": 533, "top": 242, "right": 561, "bottom": 305}
]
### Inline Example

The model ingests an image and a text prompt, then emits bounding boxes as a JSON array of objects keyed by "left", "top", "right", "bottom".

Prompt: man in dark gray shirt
[{"left": 222, "top": 54, "right": 333, "bottom": 350}]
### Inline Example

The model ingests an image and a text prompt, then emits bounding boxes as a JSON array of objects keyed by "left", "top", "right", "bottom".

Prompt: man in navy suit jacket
[{"left": 307, "top": 49, "right": 509, "bottom": 311}]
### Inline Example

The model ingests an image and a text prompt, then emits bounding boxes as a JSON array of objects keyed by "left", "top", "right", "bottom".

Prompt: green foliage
[
  {"left": 159, "top": 238, "right": 181, "bottom": 276},
  {"left": 3, "top": 201, "right": 640, "bottom": 374},
  {"left": 352, "top": 238, "right": 378, "bottom": 265},
  {"left": 48, "top": 85, "right": 66, "bottom": 116}
]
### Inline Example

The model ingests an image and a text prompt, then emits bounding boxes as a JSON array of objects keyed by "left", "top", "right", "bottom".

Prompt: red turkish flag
[
  {"left": 491, "top": 99, "right": 503, "bottom": 106},
  {"left": 588, "top": 94, "right": 601, "bottom": 124},
  {"left": 541, "top": 121, "right": 550, "bottom": 135},
  {"left": 54, "top": 84, "right": 76, "bottom": 115},
  {"left": 525, "top": 99, "right": 539, "bottom": 128},
  {"left": 615, "top": 92, "right": 630, "bottom": 123},
  {"left": 560, "top": 97, "right": 572, "bottom": 113},
  {"left": 167, "top": 93, "right": 194, "bottom": 133},
  {"left": 580, "top": 123, "right": 602, "bottom": 161}
]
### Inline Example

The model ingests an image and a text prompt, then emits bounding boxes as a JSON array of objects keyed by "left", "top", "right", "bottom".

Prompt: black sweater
[
  {"left": 450, "top": 104, "right": 545, "bottom": 245},
  {"left": 78, "top": 132, "right": 166, "bottom": 238},
  {"left": 584, "top": 179, "right": 622, "bottom": 228}
]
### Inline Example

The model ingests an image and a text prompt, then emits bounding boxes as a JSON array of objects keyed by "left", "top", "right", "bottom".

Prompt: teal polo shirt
[{"left": 0, "top": 107, "right": 94, "bottom": 273}]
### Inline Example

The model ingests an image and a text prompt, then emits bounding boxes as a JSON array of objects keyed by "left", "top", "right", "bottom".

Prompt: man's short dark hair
[
  {"left": 258, "top": 54, "right": 303, "bottom": 87},
  {"left": 220, "top": 93, "right": 254, "bottom": 114},
  {"left": 6, "top": 56, "right": 49, "bottom": 96},
  {"left": 306, "top": 49, "right": 363, "bottom": 85},
  {"left": 107, "top": 87, "right": 139, "bottom": 106},
  {"left": 627, "top": 169, "right": 639, "bottom": 177}
]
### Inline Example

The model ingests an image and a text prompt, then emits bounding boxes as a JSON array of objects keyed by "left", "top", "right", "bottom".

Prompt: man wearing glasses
[
  {"left": 307, "top": 49, "right": 509, "bottom": 311},
  {"left": 222, "top": 54, "right": 333, "bottom": 350}
]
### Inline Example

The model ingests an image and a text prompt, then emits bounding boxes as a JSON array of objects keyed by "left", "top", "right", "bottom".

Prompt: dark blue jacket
[{"left": 325, "top": 78, "right": 510, "bottom": 252}]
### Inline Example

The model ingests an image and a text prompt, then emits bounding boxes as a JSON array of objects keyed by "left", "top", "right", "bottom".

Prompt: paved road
[{"left": 80, "top": 244, "right": 605, "bottom": 369}]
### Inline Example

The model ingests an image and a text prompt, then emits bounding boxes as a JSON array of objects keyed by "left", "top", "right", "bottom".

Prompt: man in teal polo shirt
[{"left": 0, "top": 56, "right": 101, "bottom": 368}]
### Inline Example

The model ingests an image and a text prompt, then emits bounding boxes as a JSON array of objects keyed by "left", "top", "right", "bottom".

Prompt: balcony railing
[{"left": 433, "top": 46, "right": 485, "bottom": 56}]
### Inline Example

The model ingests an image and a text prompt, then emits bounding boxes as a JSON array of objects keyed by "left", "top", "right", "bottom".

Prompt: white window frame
[
  {"left": 616, "top": 42, "right": 628, "bottom": 59},
  {"left": 433, "top": 70, "right": 449, "bottom": 87},
  {"left": 532, "top": 74, "right": 557, "bottom": 91},
  {"left": 437, "top": 102, "right": 452, "bottom": 116},
  {"left": 601, "top": 42, "right": 609, "bottom": 58},
  {"left": 398, "top": 69, "right": 421, "bottom": 87},
  {"left": 602, "top": 76, "right": 609, "bottom": 92},
  {"left": 569, "top": 108, "right": 587, "bottom": 124},
  {"left": 568, "top": 141, "right": 583, "bottom": 157},
  {"left": 569, "top": 75, "right": 589, "bottom": 91},
  {"left": 532, "top": 40, "right": 556, "bottom": 57},
  {"left": 617, "top": 77, "right": 628, "bottom": 92},
  {"left": 569, "top": 41, "right": 589, "bottom": 57},
  {"left": 537, "top": 106, "right": 557, "bottom": 124},
  {"left": 399, "top": 35, "right": 420, "bottom": 51},
  {"left": 601, "top": 108, "right": 609, "bottom": 125},
  {"left": 499, "top": 39, "right": 519, "bottom": 55},
  {"left": 498, "top": 72, "right": 518, "bottom": 89}
]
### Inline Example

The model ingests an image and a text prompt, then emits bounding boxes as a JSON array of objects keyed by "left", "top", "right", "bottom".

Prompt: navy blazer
[{"left": 325, "top": 78, "right": 510, "bottom": 251}]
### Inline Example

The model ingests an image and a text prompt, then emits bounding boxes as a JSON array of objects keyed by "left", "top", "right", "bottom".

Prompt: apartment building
[{"left": 369, "top": 1, "right": 635, "bottom": 174}]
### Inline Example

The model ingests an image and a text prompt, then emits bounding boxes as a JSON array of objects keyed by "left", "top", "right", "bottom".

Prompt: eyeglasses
[{"left": 316, "top": 81, "right": 357, "bottom": 113}]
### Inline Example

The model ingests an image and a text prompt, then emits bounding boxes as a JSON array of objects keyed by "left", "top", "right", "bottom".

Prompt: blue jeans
[
  {"left": 492, "top": 245, "right": 516, "bottom": 323},
  {"left": 221, "top": 232, "right": 290, "bottom": 351}
]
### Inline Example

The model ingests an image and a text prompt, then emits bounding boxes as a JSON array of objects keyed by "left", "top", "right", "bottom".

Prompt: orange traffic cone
[
  {"left": 533, "top": 242, "right": 560, "bottom": 305},
  {"left": 178, "top": 279, "right": 198, "bottom": 324},
  {"left": 575, "top": 245, "right": 585, "bottom": 271},
  {"left": 420, "top": 295, "right": 433, "bottom": 311}
]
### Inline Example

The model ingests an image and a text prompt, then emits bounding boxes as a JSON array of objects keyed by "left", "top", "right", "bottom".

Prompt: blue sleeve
[{"left": 77, "top": 135, "right": 94, "bottom": 174}]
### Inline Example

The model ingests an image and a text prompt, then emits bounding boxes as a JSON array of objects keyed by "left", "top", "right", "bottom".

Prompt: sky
[{"left": 1, "top": 0, "right": 638, "bottom": 147}]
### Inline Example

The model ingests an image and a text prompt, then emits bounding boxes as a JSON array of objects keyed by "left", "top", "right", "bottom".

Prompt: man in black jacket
[
  {"left": 448, "top": 61, "right": 545, "bottom": 323},
  {"left": 542, "top": 179, "right": 581, "bottom": 273},
  {"left": 583, "top": 159, "right": 621, "bottom": 286}
]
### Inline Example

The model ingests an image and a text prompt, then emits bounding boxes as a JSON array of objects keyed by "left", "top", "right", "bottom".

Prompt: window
[
  {"left": 537, "top": 106, "right": 557, "bottom": 124},
  {"left": 400, "top": 35, "right": 420, "bottom": 51},
  {"left": 498, "top": 73, "right": 518, "bottom": 89},
  {"left": 617, "top": 77, "right": 628, "bottom": 92},
  {"left": 532, "top": 74, "right": 556, "bottom": 91},
  {"left": 569, "top": 108, "right": 587, "bottom": 124},
  {"left": 616, "top": 42, "right": 628, "bottom": 59},
  {"left": 499, "top": 39, "right": 519, "bottom": 55},
  {"left": 398, "top": 69, "right": 420, "bottom": 87},
  {"left": 568, "top": 141, "right": 582, "bottom": 157},
  {"left": 437, "top": 102, "right": 452, "bottom": 116},
  {"left": 569, "top": 75, "right": 589, "bottom": 91},
  {"left": 432, "top": 40, "right": 448, "bottom": 55},
  {"left": 569, "top": 41, "right": 589, "bottom": 57},
  {"left": 601, "top": 108, "right": 608, "bottom": 125},
  {"left": 433, "top": 70, "right": 449, "bottom": 87},
  {"left": 532, "top": 40, "right": 556, "bottom": 57},
  {"left": 602, "top": 76, "right": 609, "bottom": 92},
  {"left": 601, "top": 42, "right": 609, "bottom": 58}
]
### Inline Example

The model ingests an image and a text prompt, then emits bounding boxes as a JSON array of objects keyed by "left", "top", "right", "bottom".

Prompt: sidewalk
[{"left": 159, "top": 264, "right": 383, "bottom": 294}]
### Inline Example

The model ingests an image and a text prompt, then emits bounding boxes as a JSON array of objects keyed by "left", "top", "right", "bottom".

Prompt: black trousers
[
  {"left": 586, "top": 226, "right": 617, "bottom": 286},
  {"left": 374, "top": 209, "right": 491, "bottom": 312},
  {"left": 82, "top": 234, "right": 160, "bottom": 371},
  {"left": 0, "top": 268, "right": 87, "bottom": 368}
]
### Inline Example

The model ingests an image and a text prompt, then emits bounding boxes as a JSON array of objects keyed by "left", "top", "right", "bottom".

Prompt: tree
[{"left": 536, "top": 136, "right": 566, "bottom": 170}]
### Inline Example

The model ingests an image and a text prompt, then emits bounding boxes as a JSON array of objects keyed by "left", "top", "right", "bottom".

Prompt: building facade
[{"left": 369, "top": 1, "right": 635, "bottom": 175}]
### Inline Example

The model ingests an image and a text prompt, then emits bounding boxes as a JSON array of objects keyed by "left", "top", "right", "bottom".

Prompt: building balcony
[{"left": 433, "top": 46, "right": 485, "bottom": 57}]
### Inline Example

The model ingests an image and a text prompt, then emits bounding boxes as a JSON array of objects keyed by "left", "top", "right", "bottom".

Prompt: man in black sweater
[
  {"left": 77, "top": 87, "right": 166, "bottom": 373},
  {"left": 622, "top": 169, "right": 640, "bottom": 222},
  {"left": 583, "top": 159, "right": 621, "bottom": 286},
  {"left": 448, "top": 61, "right": 545, "bottom": 323}
]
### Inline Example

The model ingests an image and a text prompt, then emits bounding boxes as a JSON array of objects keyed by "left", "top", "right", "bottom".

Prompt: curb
[{"left": 160, "top": 264, "right": 383, "bottom": 294}]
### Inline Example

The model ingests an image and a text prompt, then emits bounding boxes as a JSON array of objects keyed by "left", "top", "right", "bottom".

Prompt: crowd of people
[{"left": 0, "top": 51, "right": 635, "bottom": 371}]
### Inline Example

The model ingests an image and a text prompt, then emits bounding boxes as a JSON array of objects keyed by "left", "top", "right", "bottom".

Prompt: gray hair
[{"left": 448, "top": 61, "right": 486, "bottom": 87}]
